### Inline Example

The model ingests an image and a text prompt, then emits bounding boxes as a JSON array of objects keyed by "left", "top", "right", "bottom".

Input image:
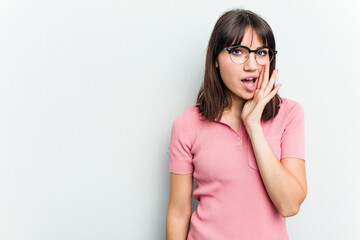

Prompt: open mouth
[{"left": 241, "top": 78, "right": 257, "bottom": 87}]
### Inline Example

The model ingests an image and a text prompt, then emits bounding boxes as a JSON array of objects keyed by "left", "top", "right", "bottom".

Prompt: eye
[
  {"left": 257, "top": 49, "right": 268, "bottom": 57},
  {"left": 231, "top": 48, "right": 244, "bottom": 56}
]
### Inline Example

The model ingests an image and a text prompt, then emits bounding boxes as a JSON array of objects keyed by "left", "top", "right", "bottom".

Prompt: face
[{"left": 216, "top": 27, "right": 264, "bottom": 104}]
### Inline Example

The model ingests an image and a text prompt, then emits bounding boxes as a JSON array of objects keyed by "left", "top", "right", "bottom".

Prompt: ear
[{"left": 215, "top": 58, "right": 219, "bottom": 68}]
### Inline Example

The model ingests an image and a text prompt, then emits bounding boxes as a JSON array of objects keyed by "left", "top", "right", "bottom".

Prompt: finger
[
  {"left": 261, "top": 62, "right": 270, "bottom": 90},
  {"left": 261, "top": 85, "right": 280, "bottom": 106},
  {"left": 265, "top": 69, "right": 278, "bottom": 94},
  {"left": 256, "top": 66, "right": 262, "bottom": 90},
  {"left": 257, "top": 65, "right": 265, "bottom": 90},
  {"left": 265, "top": 83, "right": 282, "bottom": 101}
]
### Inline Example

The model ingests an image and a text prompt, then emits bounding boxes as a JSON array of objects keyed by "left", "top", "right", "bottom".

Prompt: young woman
[{"left": 166, "top": 9, "right": 307, "bottom": 240}]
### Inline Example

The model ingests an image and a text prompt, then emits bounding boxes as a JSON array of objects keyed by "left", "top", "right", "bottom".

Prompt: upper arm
[
  {"left": 167, "top": 173, "right": 193, "bottom": 219},
  {"left": 280, "top": 157, "right": 307, "bottom": 198},
  {"left": 279, "top": 100, "right": 307, "bottom": 200}
]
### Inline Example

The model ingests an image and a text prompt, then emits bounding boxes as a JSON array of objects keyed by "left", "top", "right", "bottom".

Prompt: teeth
[{"left": 246, "top": 78, "right": 255, "bottom": 81}]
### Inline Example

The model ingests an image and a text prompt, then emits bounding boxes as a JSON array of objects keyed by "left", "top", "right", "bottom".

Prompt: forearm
[
  {"left": 247, "top": 126, "right": 306, "bottom": 217},
  {"left": 166, "top": 214, "right": 190, "bottom": 240}
]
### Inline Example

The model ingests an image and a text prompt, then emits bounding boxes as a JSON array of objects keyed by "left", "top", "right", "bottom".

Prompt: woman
[{"left": 166, "top": 9, "right": 307, "bottom": 240}]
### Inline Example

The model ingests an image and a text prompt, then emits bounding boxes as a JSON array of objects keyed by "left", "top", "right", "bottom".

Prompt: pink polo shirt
[{"left": 169, "top": 97, "right": 305, "bottom": 240}]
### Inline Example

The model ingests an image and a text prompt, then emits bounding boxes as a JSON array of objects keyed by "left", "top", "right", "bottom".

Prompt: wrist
[{"left": 245, "top": 124, "right": 263, "bottom": 138}]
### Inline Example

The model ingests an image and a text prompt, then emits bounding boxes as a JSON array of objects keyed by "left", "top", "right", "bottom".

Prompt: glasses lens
[
  {"left": 255, "top": 48, "right": 274, "bottom": 65},
  {"left": 229, "top": 47, "right": 249, "bottom": 64}
]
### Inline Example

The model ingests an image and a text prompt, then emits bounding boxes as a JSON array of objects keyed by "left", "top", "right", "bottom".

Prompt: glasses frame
[{"left": 223, "top": 45, "right": 278, "bottom": 65}]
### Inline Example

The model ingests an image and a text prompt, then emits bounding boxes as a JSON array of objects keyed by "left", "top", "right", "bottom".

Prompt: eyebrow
[{"left": 228, "top": 45, "right": 269, "bottom": 50}]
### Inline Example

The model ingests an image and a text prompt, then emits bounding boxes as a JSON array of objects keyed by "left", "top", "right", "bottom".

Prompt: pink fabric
[{"left": 169, "top": 98, "right": 305, "bottom": 240}]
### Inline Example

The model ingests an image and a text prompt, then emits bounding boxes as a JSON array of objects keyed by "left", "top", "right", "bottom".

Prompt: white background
[{"left": 1, "top": 0, "right": 359, "bottom": 239}]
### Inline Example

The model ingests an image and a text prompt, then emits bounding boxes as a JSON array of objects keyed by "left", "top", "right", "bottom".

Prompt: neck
[{"left": 223, "top": 96, "right": 245, "bottom": 119}]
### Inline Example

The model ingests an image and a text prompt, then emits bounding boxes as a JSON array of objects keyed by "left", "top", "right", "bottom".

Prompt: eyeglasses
[{"left": 223, "top": 45, "right": 278, "bottom": 65}]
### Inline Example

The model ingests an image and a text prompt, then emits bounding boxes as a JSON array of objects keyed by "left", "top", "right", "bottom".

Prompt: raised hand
[{"left": 240, "top": 62, "right": 282, "bottom": 132}]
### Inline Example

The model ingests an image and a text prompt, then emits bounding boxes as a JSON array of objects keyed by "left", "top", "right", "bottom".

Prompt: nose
[{"left": 244, "top": 52, "right": 258, "bottom": 71}]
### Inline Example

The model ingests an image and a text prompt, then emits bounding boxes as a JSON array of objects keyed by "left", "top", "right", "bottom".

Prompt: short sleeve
[
  {"left": 169, "top": 116, "right": 194, "bottom": 174},
  {"left": 280, "top": 101, "right": 305, "bottom": 161}
]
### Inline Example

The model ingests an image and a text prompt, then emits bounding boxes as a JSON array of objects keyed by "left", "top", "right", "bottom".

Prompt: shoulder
[
  {"left": 172, "top": 104, "right": 202, "bottom": 130},
  {"left": 277, "top": 97, "right": 305, "bottom": 129},
  {"left": 175, "top": 104, "right": 200, "bottom": 119},
  {"left": 279, "top": 97, "right": 304, "bottom": 115}
]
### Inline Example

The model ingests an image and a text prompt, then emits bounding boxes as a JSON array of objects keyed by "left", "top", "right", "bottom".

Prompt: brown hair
[{"left": 196, "top": 9, "right": 282, "bottom": 122}]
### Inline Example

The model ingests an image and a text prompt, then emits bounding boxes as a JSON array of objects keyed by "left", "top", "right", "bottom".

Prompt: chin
[{"left": 243, "top": 92, "right": 255, "bottom": 100}]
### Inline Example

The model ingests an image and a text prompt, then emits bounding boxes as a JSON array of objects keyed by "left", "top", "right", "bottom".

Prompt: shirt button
[{"left": 237, "top": 136, "right": 241, "bottom": 141}]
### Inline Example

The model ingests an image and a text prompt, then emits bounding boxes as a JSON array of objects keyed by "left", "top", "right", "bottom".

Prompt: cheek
[
  {"left": 217, "top": 54, "right": 242, "bottom": 84},
  {"left": 219, "top": 63, "right": 237, "bottom": 80},
  {"left": 218, "top": 66, "right": 235, "bottom": 85}
]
